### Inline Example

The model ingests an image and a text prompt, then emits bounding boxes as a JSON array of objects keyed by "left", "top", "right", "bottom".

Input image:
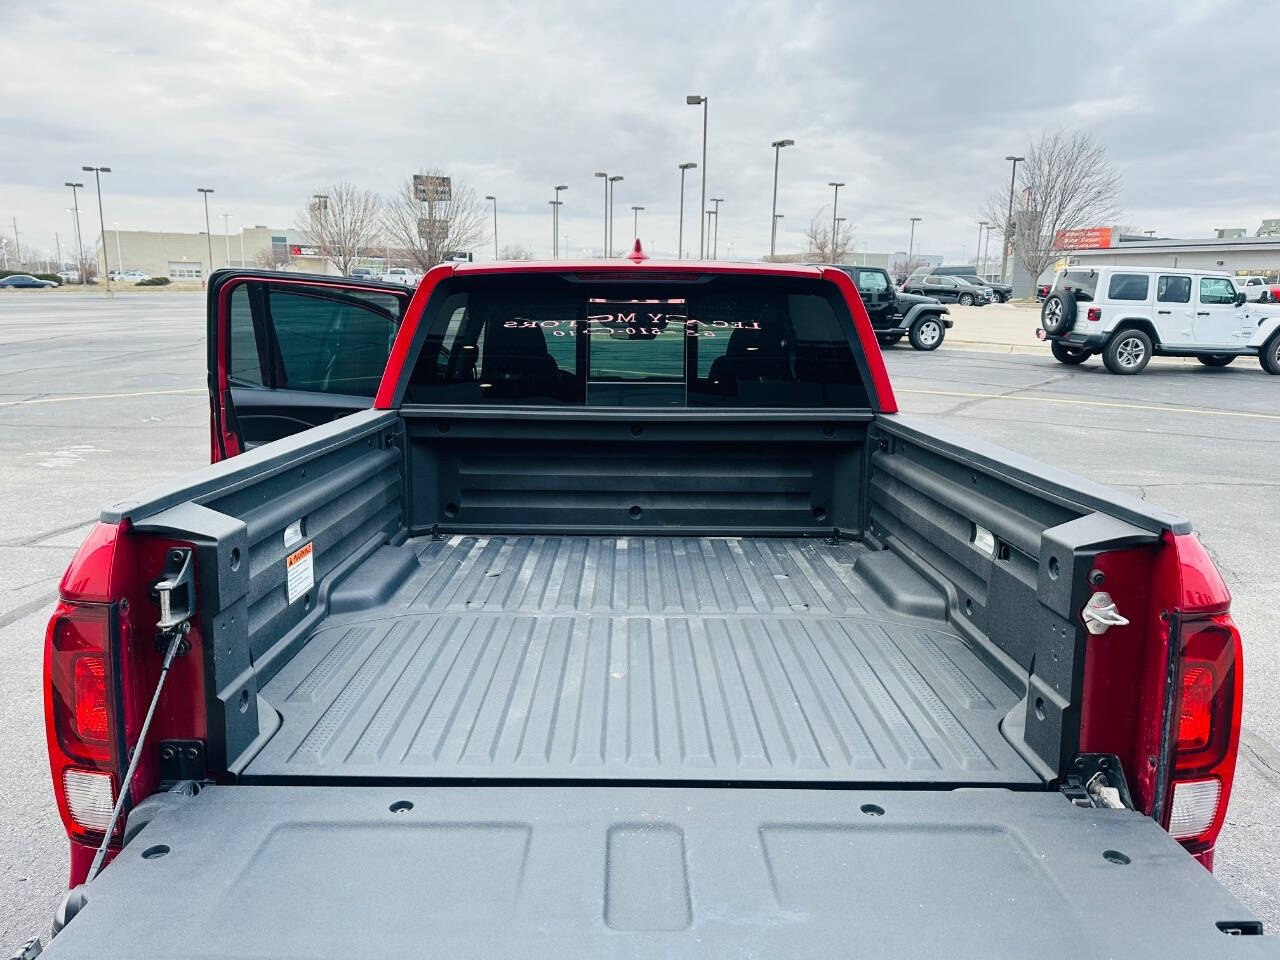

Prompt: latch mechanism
[
  {"left": 1082, "top": 591, "right": 1129, "bottom": 635},
  {"left": 151, "top": 547, "right": 194, "bottom": 655},
  {"left": 1059, "top": 753, "right": 1134, "bottom": 810}
]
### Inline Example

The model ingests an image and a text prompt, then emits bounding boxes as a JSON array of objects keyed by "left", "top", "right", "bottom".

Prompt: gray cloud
[{"left": 3, "top": 0, "right": 1276, "bottom": 261}]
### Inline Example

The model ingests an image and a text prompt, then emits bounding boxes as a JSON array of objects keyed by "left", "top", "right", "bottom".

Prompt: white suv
[{"left": 1037, "top": 265, "right": 1280, "bottom": 375}]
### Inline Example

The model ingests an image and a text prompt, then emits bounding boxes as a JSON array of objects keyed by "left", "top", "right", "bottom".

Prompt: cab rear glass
[{"left": 402, "top": 274, "right": 871, "bottom": 408}]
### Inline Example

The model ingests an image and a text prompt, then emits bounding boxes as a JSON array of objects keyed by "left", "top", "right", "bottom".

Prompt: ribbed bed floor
[{"left": 244, "top": 536, "right": 1037, "bottom": 784}]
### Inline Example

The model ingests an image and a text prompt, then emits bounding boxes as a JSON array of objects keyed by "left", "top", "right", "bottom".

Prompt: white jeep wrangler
[{"left": 1038, "top": 265, "right": 1280, "bottom": 375}]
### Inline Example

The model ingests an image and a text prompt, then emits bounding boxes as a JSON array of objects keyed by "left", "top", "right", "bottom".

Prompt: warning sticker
[{"left": 286, "top": 542, "right": 314, "bottom": 604}]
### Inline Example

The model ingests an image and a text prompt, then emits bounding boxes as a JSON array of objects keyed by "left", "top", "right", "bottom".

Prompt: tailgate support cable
[{"left": 85, "top": 548, "right": 194, "bottom": 884}]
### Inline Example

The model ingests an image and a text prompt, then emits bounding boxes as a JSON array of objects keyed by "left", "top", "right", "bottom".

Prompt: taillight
[
  {"left": 1165, "top": 614, "right": 1241, "bottom": 852},
  {"left": 45, "top": 599, "right": 121, "bottom": 842},
  {"left": 1087, "top": 307, "right": 1102, "bottom": 322}
]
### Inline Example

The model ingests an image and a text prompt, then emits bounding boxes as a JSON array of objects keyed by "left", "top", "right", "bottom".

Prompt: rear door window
[
  {"left": 1157, "top": 276, "right": 1191, "bottom": 303},
  {"left": 1107, "top": 274, "right": 1150, "bottom": 301},
  {"left": 1059, "top": 270, "right": 1098, "bottom": 302},
  {"left": 855, "top": 269, "right": 889, "bottom": 294}
]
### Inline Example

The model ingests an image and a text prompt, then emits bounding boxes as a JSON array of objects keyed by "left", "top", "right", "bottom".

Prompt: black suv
[
  {"left": 821, "top": 264, "right": 953, "bottom": 350},
  {"left": 910, "top": 265, "right": 1013, "bottom": 303}
]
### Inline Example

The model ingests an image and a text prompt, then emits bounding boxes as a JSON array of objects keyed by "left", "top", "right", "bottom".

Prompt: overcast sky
[{"left": 3, "top": 0, "right": 1276, "bottom": 263}]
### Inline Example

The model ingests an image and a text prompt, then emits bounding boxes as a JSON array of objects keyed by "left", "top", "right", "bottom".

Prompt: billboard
[
  {"left": 413, "top": 175, "right": 452, "bottom": 203},
  {"left": 1054, "top": 227, "right": 1114, "bottom": 250}
]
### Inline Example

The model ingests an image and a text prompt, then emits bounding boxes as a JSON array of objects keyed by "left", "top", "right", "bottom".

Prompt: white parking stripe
[
  {"left": 899, "top": 388, "right": 1280, "bottom": 422},
  {"left": 0, "top": 388, "right": 204, "bottom": 408}
]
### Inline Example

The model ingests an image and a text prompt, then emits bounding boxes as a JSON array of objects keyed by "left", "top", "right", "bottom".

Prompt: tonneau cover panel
[{"left": 43, "top": 785, "right": 1270, "bottom": 959}]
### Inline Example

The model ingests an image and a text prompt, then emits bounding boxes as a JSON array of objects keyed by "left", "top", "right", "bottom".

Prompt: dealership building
[{"left": 92, "top": 227, "right": 339, "bottom": 280}]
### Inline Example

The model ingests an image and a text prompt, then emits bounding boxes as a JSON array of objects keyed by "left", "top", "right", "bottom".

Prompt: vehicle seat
[
  {"left": 707, "top": 320, "right": 792, "bottom": 387},
  {"left": 481, "top": 322, "right": 572, "bottom": 400}
]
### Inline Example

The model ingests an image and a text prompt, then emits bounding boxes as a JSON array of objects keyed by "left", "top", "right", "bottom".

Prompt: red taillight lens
[
  {"left": 1087, "top": 306, "right": 1102, "bottom": 322},
  {"left": 45, "top": 600, "right": 120, "bottom": 842},
  {"left": 1177, "top": 663, "right": 1214, "bottom": 751},
  {"left": 73, "top": 654, "right": 109, "bottom": 743}
]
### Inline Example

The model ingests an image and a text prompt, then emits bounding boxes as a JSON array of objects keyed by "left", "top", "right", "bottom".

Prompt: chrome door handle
[
  {"left": 1157, "top": 310, "right": 1171, "bottom": 315},
  {"left": 1196, "top": 311, "right": 1210, "bottom": 316}
]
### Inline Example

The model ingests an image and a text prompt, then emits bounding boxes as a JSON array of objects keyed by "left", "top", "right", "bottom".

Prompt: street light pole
[
  {"left": 553, "top": 185, "right": 568, "bottom": 257},
  {"left": 221, "top": 213, "right": 233, "bottom": 267},
  {"left": 112, "top": 221, "right": 123, "bottom": 273},
  {"left": 594, "top": 172, "right": 608, "bottom": 257},
  {"left": 773, "top": 213, "right": 785, "bottom": 255},
  {"left": 83, "top": 166, "right": 113, "bottom": 294},
  {"left": 982, "top": 224, "right": 993, "bottom": 278},
  {"left": 631, "top": 205, "right": 644, "bottom": 245},
  {"left": 828, "top": 181, "right": 845, "bottom": 261},
  {"left": 484, "top": 195, "right": 497, "bottom": 258},
  {"left": 64, "top": 181, "right": 86, "bottom": 279},
  {"left": 678, "top": 162, "right": 697, "bottom": 258},
  {"left": 1000, "top": 154, "right": 1025, "bottom": 284},
  {"left": 687, "top": 95, "right": 708, "bottom": 257},
  {"left": 975, "top": 220, "right": 986, "bottom": 272},
  {"left": 709, "top": 198, "right": 723, "bottom": 258},
  {"left": 608, "top": 176, "right": 623, "bottom": 257},
  {"left": 197, "top": 187, "right": 215, "bottom": 282},
  {"left": 907, "top": 216, "right": 921, "bottom": 273},
  {"left": 769, "top": 139, "right": 794, "bottom": 259}
]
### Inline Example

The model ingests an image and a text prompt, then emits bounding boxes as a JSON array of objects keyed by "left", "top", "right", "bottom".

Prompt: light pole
[
  {"left": 197, "top": 187, "right": 215, "bottom": 281},
  {"left": 828, "top": 181, "right": 845, "bottom": 261},
  {"left": 1000, "top": 154, "right": 1024, "bottom": 283},
  {"left": 83, "top": 166, "right": 112, "bottom": 294},
  {"left": 553, "top": 185, "right": 567, "bottom": 257},
  {"left": 484, "top": 195, "right": 497, "bottom": 258},
  {"left": 549, "top": 199, "right": 562, "bottom": 257},
  {"left": 594, "top": 172, "right": 608, "bottom": 256},
  {"left": 687, "top": 94, "right": 708, "bottom": 257},
  {"left": 112, "top": 221, "right": 123, "bottom": 273},
  {"left": 631, "top": 205, "right": 644, "bottom": 245},
  {"left": 608, "top": 175, "right": 623, "bottom": 256},
  {"left": 773, "top": 212, "right": 785, "bottom": 255},
  {"left": 677, "top": 162, "right": 697, "bottom": 258},
  {"left": 239, "top": 229, "right": 246, "bottom": 268},
  {"left": 907, "top": 216, "right": 921, "bottom": 273},
  {"left": 981, "top": 221, "right": 993, "bottom": 278},
  {"left": 769, "top": 139, "right": 794, "bottom": 259},
  {"left": 311, "top": 194, "right": 328, "bottom": 270},
  {"left": 64, "top": 181, "right": 85, "bottom": 279},
  {"left": 975, "top": 220, "right": 987, "bottom": 272},
  {"left": 710, "top": 198, "right": 724, "bottom": 258},
  {"left": 220, "top": 213, "right": 233, "bottom": 267}
]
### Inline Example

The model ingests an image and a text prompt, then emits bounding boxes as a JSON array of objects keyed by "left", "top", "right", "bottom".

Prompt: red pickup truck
[{"left": 28, "top": 251, "right": 1269, "bottom": 958}]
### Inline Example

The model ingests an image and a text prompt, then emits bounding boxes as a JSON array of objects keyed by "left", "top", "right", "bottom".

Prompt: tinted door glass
[
  {"left": 1157, "top": 276, "right": 1191, "bottom": 303},
  {"left": 855, "top": 269, "right": 889, "bottom": 294},
  {"left": 228, "top": 285, "right": 264, "bottom": 385},
  {"left": 1107, "top": 274, "right": 1150, "bottom": 301},
  {"left": 1198, "top": 277, "right": 1237, "bottom": 305}
]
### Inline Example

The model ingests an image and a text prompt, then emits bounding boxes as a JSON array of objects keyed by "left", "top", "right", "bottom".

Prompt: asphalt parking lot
[{"left": 0, "top": 292, "right": 1277, "bottom": 943}]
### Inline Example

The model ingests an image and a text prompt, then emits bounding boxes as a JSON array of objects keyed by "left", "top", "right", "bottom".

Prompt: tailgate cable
[
  {"left": 1059, "top": 753, "right": 1134, "bottom": 810},
  {"left": 86, "top": 548, "right": 195, "bottom": 884}
]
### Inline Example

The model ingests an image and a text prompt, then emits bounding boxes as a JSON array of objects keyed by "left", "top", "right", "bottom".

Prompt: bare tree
[
  {"left": 498, "top": 243, "right": 535, "bottom": 260},
  {"left": 984, "top": 130, "right": 1120, "bottom": 285},
  {"left": 382, "top": 168, "right": 486, "bottom": 272},
  {"left": 296, "top": 182, "right": 383, "bottom": 276},
  {"left": 254, "top": 243, "right": 293, "bottom": 272},
  {"left": 804, "top": 211, "right": 854, "bottom": 263}
]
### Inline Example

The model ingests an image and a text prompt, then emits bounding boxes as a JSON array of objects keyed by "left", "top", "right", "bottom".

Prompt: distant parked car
[
  {"left": 57, "top": 270, "right": 82, "bottom": 285},
  {"left": 902, "top": 273, "right": 992, "bottom": 306},
  {"left": 1234, "top": 276, "right": 1273, "bottom": 302},
  {"left": 0, "top": 274, "right": 58, "bottom": 289},
  {"left": 348, "top": 267, "right": 378, "bottom": 280},
  {"left": 380, "top": 267, "right": 420, "bottom": 286},
  {"left": 923, "top": 264, "right": 1014, "bottom": 303},
  {"left": 119, "top": 270, "right": 151, "bottom": 283}
]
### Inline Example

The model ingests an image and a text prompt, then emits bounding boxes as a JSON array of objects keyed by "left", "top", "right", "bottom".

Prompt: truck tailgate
[{"left": 43, "top": 785, "right": 1272, "bottom": 959}]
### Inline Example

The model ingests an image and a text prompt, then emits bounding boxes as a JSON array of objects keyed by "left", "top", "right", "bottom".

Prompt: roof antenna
[{"left": 627, "top": 239, "right": 648, "bottom": 262}]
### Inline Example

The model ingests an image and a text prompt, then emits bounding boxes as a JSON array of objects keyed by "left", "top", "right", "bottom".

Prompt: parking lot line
[
  {"left": 0, "top": 388, "right": 204, "bottom": 408},
  {"left": 899, "top": 388, "right": 1280, "bottom": 422}
]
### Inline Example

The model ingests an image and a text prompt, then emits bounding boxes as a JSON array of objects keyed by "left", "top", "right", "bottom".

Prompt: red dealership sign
[{"left": 1053, "top": 227, "right": 1114, "bottom": 250}]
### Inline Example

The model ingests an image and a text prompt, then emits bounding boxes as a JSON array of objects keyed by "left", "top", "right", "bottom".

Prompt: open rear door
[
  {"left": 42, "top": 785, "right": 1271, "bottom": 959},
  {"left": 208, "top": 270, "right": 412, "bottom": 462}
]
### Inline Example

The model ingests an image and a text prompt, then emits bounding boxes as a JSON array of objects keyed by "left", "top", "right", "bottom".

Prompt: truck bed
[{"left": 243, "top": 534, "right": 1037, "bottom": 785}]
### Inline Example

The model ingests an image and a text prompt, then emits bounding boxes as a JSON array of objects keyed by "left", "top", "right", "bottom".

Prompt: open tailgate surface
[{"left": 45, "top": 785, "right": 1272, "bottom": 959}]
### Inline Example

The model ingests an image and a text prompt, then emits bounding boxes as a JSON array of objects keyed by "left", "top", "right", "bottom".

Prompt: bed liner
[{"left": 243, "top": 535, "right": 1037, "bottom": 785}]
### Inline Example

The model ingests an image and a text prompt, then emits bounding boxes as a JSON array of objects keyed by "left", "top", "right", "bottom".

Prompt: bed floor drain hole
[
  {"left": 629, "top": 506, "right": 642, "bottom": 520},
  {"left": 142, "top": 844, "right": 170, "bottom": 860},
  {"left": 860, "top": 803, "right": 885, "bottom": 817},
  {"left": 1103, "top": 849, "right": 1130, "bottom": 865},
  {"left": 389, "top": 800, "right": 414, "bottom": 814}
]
